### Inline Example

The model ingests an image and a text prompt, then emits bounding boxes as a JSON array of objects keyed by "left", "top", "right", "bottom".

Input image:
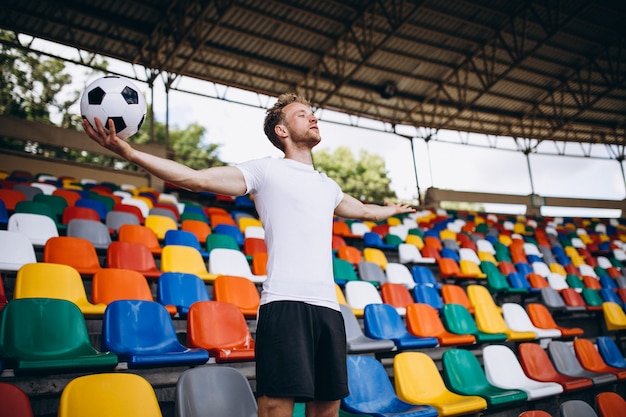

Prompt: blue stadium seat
[
  {"left": 342, "top": 355, "right": 438, "bottom": 417},
  {"left": 363, "top": 303, "right": 438, "bottom": 350},
  {"left": 157, "top": 272, "right": 211, "bottom": 316},
  {"left": 102, "top": 300, "right": 209, "bottom": 368}
]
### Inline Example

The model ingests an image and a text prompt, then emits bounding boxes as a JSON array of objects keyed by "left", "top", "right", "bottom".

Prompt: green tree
[{"left": 313, "top": 146, "right": 397, "bottom": 202}]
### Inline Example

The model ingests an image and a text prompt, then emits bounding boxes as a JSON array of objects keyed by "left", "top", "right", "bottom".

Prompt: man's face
[{"left": 281, "top": 102, "right": 321, "bottom": 148}]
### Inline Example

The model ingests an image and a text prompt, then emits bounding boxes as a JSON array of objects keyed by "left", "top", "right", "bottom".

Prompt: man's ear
[{"left": 275, "top": 124, "right": 288, "bottom": 138}]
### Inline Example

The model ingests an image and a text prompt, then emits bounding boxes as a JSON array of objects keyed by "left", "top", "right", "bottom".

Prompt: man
[{"left": 83, "top": 92, "right": 414, "bottom": 417}]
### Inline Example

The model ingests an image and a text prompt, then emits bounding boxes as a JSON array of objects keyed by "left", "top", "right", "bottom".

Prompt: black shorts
[{"left": 255, "top": 300, "right": 349, "bottom": 402}]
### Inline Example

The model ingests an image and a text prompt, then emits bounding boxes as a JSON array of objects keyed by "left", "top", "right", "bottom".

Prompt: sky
[{"left": 30, "top": 36, "right": 626, "bottom": 218}]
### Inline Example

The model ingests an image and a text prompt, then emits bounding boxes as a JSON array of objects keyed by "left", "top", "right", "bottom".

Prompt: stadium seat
[
  {"left": 397, "top": 243, "right": 436, "bottom": 264},
  {"left": 596, "top": 391, "right": 626, "bottom": 417},
  {"left": 0, "top": 188, "right": 26, "bottom": 211},
  {"left": 157, "top": 272, "right": 210, "bottom": 316},
  {"left": 14, "top": 262, "right": 106, "bottom": 316},
  {"left": 412, "top": 283, "right": 444, "bottom": 312},
  {"left": 394, "top": 351, "right": 487, "bottom": 416},
  {"left": 573, "top": 338, "right": 626, "bottom": 380},
  {"left": 336, "top": 245, "right": 363, "bottom": 266},
  {"left": 345, "top": 280, "right": 384, "bottom": 317},
  {"left": 363, "top": 303, "right": 438, "bottom": 350},
  {"left": 0, "top": 382, "right": 34, "bottom": 417},
  {"left": 0, "top": 230, "right": 37, "bottom": 272},
  {"left": 160, "top": 244, "right": 217, "bottom": 282},
  {"left": 164, "top": 229, "right": 209, "bottom": 258},
  {"left": 105, "top": 210, "right": 140, "bottom": 235},
  {"left": 501, "top": 302, "right": 561, "bottom": 340},
  {"left": 380, "top": 283, "right": 414, "bottom": 316},
  {"left": 112, "top": 202, "right": 145, "bottom": 224},
  {"left": 242, "top": 236, "right": 267, "bottom": 258},
  {"left": 595, "top": 336, "right": 626, "bottom": 369},
  {"left": 441, "top": 349, "right": 528, "bottom": 408},
  {"left": 102, "top": 300, "right": 209, "bottom": 368},
  {"left": 385, "top": 262, "right": 416, "bottom": 289},
  {"left": 547, "top": 341, "right": 617, "bottom": 385},
  {"left": 602, "top": 301, "right": 626, "bottom": 331},
  {"left": 560, "top": 399, "right": 599, "bottom": 417},
  {"left": 405, "top": 303, "right": 476, "bottom": 346},
  {"left": 441, "top": 284, "right": 473, "bottom": 313},
  {"left": 526, "top": 303, "right": 583, "bottom": 338},
  {"left": 180, "top": 219, "right": 211, "bottom": 244},
  {"left": 118, "top": 224, "right": 162, "bottom": 255},
  {"left": 363, "top": 232, "right": 397, "bottom": 251},
  {"left": 43, "top": 236, "right": 102, "bottom": 276},
  {"left": 67, "top": 218, "right": 112, "bottom": 250},
  {"left": 7, "top": 212, "right": 59, "bottom": 246},
  {"left": 205, "top": 232, "right": 240, "bottom": 253},
  {"left": 57, "top": 373, "right": 162, "bottom": 417},
  {"left": 467, "top": 284, "right": 501, "bottom": 313},
  {"left": 517, "top": 342, "right": 593, "bottom": 392},
  {"left": 441, "top": 303, "right": 507, "bottom": 344},
  {"left": 208, "top": 247, "right": 266, "bottom": 283},
  {"left": 474, "top": 303, "right": 536, "bottom": 342},
  {"left": 187, "top": 300, "right": 255, "bottom": 363},
  {"left": 482, "top": 344, "right": 563, "bottom": 400},
  {"left": 332, "top": 257, "right": 359, "bottom": 285},
  {"left": 411, "top": 265, "right": 442, "bottom": 290},
  {"left": 340, "top": 304, "right": 395, "bottom": 354},
  {"left": 106, "top": 241, "right": 161, "bottom": 279},
  {"left": 176, "top": 366, "right": 258, "bottom": 417},
  {"left": 357, "top": 260, "right": 387, "bottom": 287},
  {"left": 0, "top": 298, "right": 117, "bottom": 374},
  {"left": 212, "top": 274, "right": 260, "bottom": 318},
  {"left": 145, "top": 214, "right": 177, "bottom": 240},
  {"left": 91, "top": 268, "right": 176, "bottom": 315},
  {"left": 62, "top": 205, "right": 101, "bottom": 228},
  {"left": 342, "top": 355, "right": 438, "bottom": 417},
  {"left": 75, "top": 198, "right": 109, "bottom": 221},
  {"left": 213, "top": 224, "right": 244, "bottom": 246}
]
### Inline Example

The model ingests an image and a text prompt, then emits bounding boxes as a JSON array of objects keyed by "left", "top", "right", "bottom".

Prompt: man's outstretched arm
[
  {"left": 83, "top": 117, "right": 247, "bottom": 196},
  {"left": 334, "top": 193, "right": 415, "bottom": 222}
]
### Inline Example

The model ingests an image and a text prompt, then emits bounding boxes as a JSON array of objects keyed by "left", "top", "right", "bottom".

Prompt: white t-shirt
[{"left": 236, "top": 157, "right": 344, "bottom": 310}]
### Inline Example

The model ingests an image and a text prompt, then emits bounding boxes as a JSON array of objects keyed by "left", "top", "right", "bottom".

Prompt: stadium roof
[{"left": 2, "top": 0, "right": 626, "bottom": 149}]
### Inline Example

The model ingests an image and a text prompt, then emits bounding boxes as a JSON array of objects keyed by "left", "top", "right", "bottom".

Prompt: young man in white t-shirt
[{"left": 83, "top": 92, "right": 414, "bottom": 417}]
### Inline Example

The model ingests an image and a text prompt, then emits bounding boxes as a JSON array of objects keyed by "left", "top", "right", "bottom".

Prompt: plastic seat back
[
  {"left": 176, "top": 366, "right": 257, "bottom": 417},
  {"left": 340, "top": 304, "right": 395, "bottom": 354},
  {"left": 342, "top": 355, "right": 438, "bottom": 417},
  {"left": 336, "top": 245, "right": 363, "bottom": 266},
  {"left": 411, "top": 265, "right": 441, "bottom": 289},
  {"left": 345, "top": 280, "right": 383, "bottom": 317},
  {"left": 0, "top": 189, "right": 26, "bottom": 210},
  {"left": 573, "top": 338, "right": 626, "bottom": 379},
  {"left": 213, "top": 274, "right": 261, "bottom": 317},
  {"left": 0, "top": 298, "right": 117, "bottom": 374},
  {"left": 596, "top": 336, "right": 626, "bottom": 368},
  {"left": 161, "top": 245, "right": 216, "bottom": 282},
  {"left": 213, "top": 224, "right": 244, "bottom": 246},
  {"left": 187, "top": 301, "right": 255, "bottom": 363},
  {"left": 394, "top": 351, "right": 487, "bottom": 416},
  {"left": 145, "top": 214, "right": 177, "bottom": 240},
  {"left": 7, "top": 212, "right": 59, "bottom": 246},
  {"left": 58, "top": 373, "right": 162, "bottom": 417},
  {"left": 157, "top": 272, "right": 210, "bottom": 316},
  {"left": 0, "top": 230, "right": 37, "bottom": 272},
  {"left": 67, "top": 218, "right": 112, "bottom": 250},
  {"left": 407, "top": 303, "right": 475, "bottom": 346},
  {"left": 502, "top": 302, "right": 560, "bottom": 339},
  {"left": 441, "top": 349, "right": 527, "bottom": 408},
  {"left": 596, "top": 391, "right": 626, "bottom": 417},
  {"left": 208, "top": 248, "right": 265, "bottom": 282},
  {"left": 43, "top": 236, "right": 102, "bottom": 275},
  {"left": 602, "top": 301, "right": 626, "bottom": 331},
  {"left": 180, "top": 219, "right": 211, "bottom": 244},
  {"left": 363, "top": 303, "right": 438, "bottom": 349},
  {"left": 548, "top": 341, "right": 617, "bottom": 385},
  {"left": 363, "top": 247, "right": 389, "bottom": 269},
  {"left": 118, "top": 224, "right": 162, "bottom": 255},
  {"left": 385, "top": 262, "right": 416, "bottom": 289},
  {"left": 380, "top": 282, "right": 414, "bottom": 314},
  {"left": 474, "top": 303, "right": 536, "bottom": 341},
  {"left": 412, "top": 284, "right": 443, "bottom": 312},
  {"left": 560, "top": 399, "right": 599, "bottom": 417},
  {"left": 106, "top": 241, "right": 161, "bottom": 279},
  {"left": 102, "top": 300, "right": 208, "bottom": 368},
  {"left": 332, "top": 257, "right": 359, "bottom": 285},
  {"left": 441, "top": 284, "right": 473, "bottom": 313},
  {"left": 0, "top": 382, "right": 34, "bottom": 417},
  {"left": 14, "top": 263, "right": 106, "bottom": 316},
  {"left": 483, "top": 344, "right": 563, "bottom": 400},
  {"left": 357, "top": 260, "right": 387, "bottom": 287},
  {"left": 164, "top": 229, "right": 208, "bottom": 258}
]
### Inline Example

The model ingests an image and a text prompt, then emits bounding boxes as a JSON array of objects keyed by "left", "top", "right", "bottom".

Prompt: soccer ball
[{"left": 80, "top": 75, "right": 146, "bottom": 140}]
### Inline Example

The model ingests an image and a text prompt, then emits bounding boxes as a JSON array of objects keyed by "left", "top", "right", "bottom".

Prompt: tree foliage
[
  {"left": 313, "top": 146, "right": 397, "bottom": 202},
  {"left": 0, "top": 30, "right": 225, "bottom": 171}
]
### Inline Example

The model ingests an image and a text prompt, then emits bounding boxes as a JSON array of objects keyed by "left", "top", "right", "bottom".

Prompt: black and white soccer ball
[{"left": 80, "top": 75, "right": 147, "bottom": 140}]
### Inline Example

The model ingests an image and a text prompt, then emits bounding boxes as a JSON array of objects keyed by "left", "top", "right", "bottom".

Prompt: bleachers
[{"left": 1, "top": 171, "right": 626, "bottom": 417}]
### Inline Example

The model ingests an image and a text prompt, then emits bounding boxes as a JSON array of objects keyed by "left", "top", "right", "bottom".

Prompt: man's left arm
[{"left": 334, "top": 193, "right": 415, "bottom": 222}]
